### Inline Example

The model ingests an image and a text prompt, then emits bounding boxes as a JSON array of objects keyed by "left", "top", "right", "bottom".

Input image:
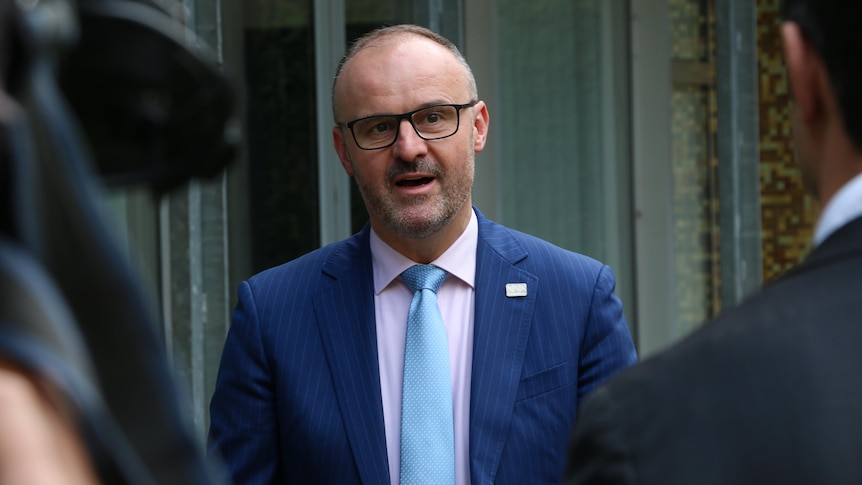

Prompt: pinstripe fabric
[
  {"left": 470, "top": 214, "right": 636, "bottom": 484},
  {"left": 209, "top": 208, "right": 637, "bottom": 484}
]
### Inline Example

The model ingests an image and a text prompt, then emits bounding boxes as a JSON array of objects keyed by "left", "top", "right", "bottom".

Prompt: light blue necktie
[{"left": 400, "top": 264, "right": 455, "bottom": 485}]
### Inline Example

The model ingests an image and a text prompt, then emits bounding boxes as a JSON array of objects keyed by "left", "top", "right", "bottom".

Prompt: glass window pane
[
  {"left": 496, "top": 0, "right": 634, "bottom": 313},
  {"left": 244, "top": 0, "right": 320, "bottom": 273},
  {"left": 670, "top": 0, "right": 720, "bottom": 332},
  {"left": 671, "top": 86, "right": 720, "bottom": 332}
]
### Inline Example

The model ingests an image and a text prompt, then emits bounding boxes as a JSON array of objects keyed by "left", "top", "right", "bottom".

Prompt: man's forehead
[
  {"left": 345, "top": 35, "right": 457, "bottom": 76},
  {"left": 334, "top": 36, "right": 469, "bottom": 115}
]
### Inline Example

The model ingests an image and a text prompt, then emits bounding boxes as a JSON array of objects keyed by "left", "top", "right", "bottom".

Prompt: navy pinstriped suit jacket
[{"left": 209, "top": 208, "right": 637, "bottom": 484}]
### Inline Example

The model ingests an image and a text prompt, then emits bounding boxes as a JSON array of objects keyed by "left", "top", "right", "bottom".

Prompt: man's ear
[
  {"left": 471, "top": 101, "right": 490, "bottom": 153},
  {"left": 781, "top": 22, "right": 825, "bottom": 127},
  {"left": 332, "top": 126, "right": 355, "bottom": 176}
]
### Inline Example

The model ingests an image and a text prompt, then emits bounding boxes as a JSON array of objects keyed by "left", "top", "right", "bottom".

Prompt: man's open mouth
[{"left": 397, "top": 177, "right": 434, "bottom": 187}]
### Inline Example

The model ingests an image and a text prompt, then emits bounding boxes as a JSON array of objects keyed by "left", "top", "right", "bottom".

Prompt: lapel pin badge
[{"left": 505, "top": 283, "right": 528, "bottom": 298}]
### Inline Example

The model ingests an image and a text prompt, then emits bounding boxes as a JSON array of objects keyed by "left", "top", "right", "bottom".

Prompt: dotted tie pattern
[{"left": 400, "top": 264, "right": 455, "bottom": 485}]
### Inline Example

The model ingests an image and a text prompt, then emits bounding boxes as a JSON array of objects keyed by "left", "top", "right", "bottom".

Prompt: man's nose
[{"left": 392, "top": 118, "right": 428, "bottom": 161}]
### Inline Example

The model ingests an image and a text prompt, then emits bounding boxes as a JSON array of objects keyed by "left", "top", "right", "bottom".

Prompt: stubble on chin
[{"left": 387, "top": 195, "right": 463, "bottom": 239}]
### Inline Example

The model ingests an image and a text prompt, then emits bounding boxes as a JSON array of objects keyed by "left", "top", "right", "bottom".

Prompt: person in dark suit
[
  {"left": 566, "top": 1, "right": 862, "bottom": 483},
  {"left": 209, "top": 24, "right": 637, "bottom": 484}
]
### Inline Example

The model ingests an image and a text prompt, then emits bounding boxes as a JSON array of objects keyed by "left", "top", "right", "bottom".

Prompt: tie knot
[{"left": 401, "top": 264, "right": 447, "bottom": 294}]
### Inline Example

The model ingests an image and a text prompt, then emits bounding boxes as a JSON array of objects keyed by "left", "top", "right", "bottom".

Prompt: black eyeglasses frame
[{"left": 337, "top": 100, "right": 479, "bottom": 150}]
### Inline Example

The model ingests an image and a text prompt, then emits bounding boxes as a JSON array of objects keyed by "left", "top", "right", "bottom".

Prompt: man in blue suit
[{"left": 209, "top": 24, "right": 637, "bottom": 484}]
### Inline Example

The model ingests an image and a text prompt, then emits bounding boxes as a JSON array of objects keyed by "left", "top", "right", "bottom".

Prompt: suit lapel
[
  {"left": 314, "top": 228, "right": 390, "bottom": 484},
  {"left": 469, "top": 214, "right": 538, "bottom": 483}
]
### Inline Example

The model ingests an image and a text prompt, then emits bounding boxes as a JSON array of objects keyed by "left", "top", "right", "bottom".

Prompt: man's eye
[
  {"left": 424, "top": 113, "right": 442, "bottom": 124},
  {"left": 360, "top": 118, "right": 395, "bottom": 137},
  {"left": 371, "top": 121, "right": 392, "bottom": 133}
]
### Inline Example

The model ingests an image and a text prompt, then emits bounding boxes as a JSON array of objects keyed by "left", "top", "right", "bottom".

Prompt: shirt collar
[{"left": 370, "top": 208, "right": 478, "bottom": 294}]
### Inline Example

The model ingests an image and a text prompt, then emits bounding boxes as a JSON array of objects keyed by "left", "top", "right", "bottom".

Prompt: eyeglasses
[{"left": 338, "top": 101, "right": 478, "bottom": 150}]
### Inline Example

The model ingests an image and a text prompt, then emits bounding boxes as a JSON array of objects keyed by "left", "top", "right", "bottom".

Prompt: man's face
[{"left": 332, "top": 36, "right": 488, "bottom": 245}]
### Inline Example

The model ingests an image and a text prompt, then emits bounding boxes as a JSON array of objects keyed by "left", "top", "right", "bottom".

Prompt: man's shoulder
[
  {"left": 574, "top": 256, "right": 862, "bottom": 484},
  {"left": 591, "top": 249, "right": 860, "bottom": 412},
  {"left": 477, "top": 213, "right": 604, "bottom": 271}
]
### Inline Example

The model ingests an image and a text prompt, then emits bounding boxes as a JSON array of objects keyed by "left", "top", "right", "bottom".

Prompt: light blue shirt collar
[{"left": 813, "top": 171, "right": 862, "bottom": 246}]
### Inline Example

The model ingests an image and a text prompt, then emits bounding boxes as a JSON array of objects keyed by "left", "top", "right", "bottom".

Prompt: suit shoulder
[
  {"left": 482, "top": 219, "right": 606, "bottom": 271},
  {"left": 596, "top": 272, "right": 813, "bottom": 407}
]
